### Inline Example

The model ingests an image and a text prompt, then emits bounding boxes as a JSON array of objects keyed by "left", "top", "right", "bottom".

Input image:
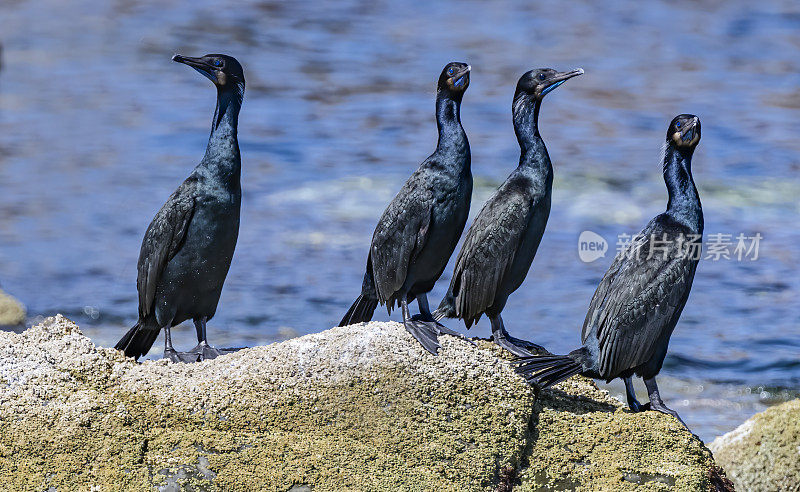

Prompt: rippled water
[{"left": 1, "top": 0, "right": 798, "bottom": 442}]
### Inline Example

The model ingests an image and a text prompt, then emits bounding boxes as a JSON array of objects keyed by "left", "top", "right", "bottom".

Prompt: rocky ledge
[
  {"left": 710, "top": 398, "right": 800, "bottom": 491},
  {"left": 0, "top": 316, "right": 729, "bottom": 491}
]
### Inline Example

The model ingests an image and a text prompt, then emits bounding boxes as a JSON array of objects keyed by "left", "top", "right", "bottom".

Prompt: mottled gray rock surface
[{"left": 0, "top": 315, "right": 726, "bottom": 491}]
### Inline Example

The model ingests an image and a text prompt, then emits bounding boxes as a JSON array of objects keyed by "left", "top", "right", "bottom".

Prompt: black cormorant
[
  {"left": 516, "top": 115, "right": 703, "bottom": 428},
  {"left": 435, "top": 68, "right": 583, "bottom": 357},
  {"left": 339, "top": 62, "right": 472, "bottom": 355},
  {"left": 115, "top": 54, "right": 245, "bottom": 362}
]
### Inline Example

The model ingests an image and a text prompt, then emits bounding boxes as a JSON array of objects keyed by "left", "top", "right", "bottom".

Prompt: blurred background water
[{"left": 0, "top": 0, "right": 798, "bottom": 442}]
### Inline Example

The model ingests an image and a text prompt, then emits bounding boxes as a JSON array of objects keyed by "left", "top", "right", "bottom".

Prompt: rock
[
  {"left": 0, "top": 316, "right": 726, "bottom": 491},
  {"left": 0, "top": 288, "right": 25, "bottom": 326},
  {"left": 517, "top": 377, "right": 732, "bottom": 491},
  {"left": 709, "top": 399, "right": 800, "bottom": 491}
]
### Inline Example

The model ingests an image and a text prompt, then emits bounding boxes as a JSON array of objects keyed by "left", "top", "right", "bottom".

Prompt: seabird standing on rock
[
  {"left": 516, "top": 115, "right": 703, "bottom": 429},
  {"left": 339, "top": 62, "right": 472, "bottom": 355},
  {"left": 115, "top": 54, "right": 245, "bottom": 362},
  {"left": 435, "top": 68, "right": 583, "bottom": 357}
]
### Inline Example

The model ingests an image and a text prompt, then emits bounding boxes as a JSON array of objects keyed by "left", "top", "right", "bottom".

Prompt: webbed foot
[{"left": 187, "top": 342, "right": 224, "bottom": 361}]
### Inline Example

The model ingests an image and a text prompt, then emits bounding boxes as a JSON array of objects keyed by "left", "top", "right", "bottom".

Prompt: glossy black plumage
[
  {"left": 115, "top": 54, "right": 245, "bottom": 362},
  {"left": 435, "top": 68, "right": 583, "bottom": 357},
  {"left": 516, "top": 115, "right": 703, "bottom": 428},
  {"left": 340, "top": 62, "right": 472, "bottom": 355}
]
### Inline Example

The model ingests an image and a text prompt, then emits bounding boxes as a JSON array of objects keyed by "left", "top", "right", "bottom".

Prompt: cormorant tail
[
  {"left": 114, "top": 318, "right": 161, "bottom": 360},
  {"left": 433, "top": 291, "right": 456, "bottom": 321},
  {"left": 339, "top": 293, "right": 379, "bottom": 326},
  {"left": 515, "top": 348, "right": 586, "bottom": 388},
  {"left": 340, "top": 257, "right": 380, "bottom": 327}
]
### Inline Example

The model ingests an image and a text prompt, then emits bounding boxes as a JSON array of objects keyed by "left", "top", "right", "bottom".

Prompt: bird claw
[
  {"left": 403, "top": 319, "right": 442, "bottom": 355},
  {"left": 164, "top": 348, "right": 202, "bottom": 363},
  {"left": 649, "top": 402, "right": 690, "bottom": 430},
  {"left": 409, "top": 315, "right": 474, "bottom": 346},
  {"left": 493, "top": 333, "right": 546, "bottom": 357},
  {"left": 164, "top": 343, "right": 231, "bottom": 363},
  {"left": 493, "top": 337, "right": 536, "bottom": 358},
  {"left": 627, "top": 400, "right": 649, "bottom": 413},
  {"left": 434, "top": 322, "right": 475, "bottom": 346},
  {"left": 188, "top": 342, "right": 224, "bottom": 361},
  {"left": 511, "top": 337, "right": 545, "bottom": 353}
]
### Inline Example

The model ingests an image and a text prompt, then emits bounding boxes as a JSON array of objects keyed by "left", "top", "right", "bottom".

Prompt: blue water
[{"left": 0, "top": 0, "right": 798, "bottom": 441}]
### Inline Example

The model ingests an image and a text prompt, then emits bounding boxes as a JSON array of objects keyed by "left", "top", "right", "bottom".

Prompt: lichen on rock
[
  {"left": 0, "top": 316, "right": 725, "bottom": 491},
  {"left": 709, "top": 398, "right": 800, "bottom": 491}
]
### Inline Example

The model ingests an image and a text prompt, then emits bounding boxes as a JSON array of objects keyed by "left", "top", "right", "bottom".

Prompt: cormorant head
[
  {"left": 438, "top": 62, "right": 471, "bottom": 95},
  {"left": 516, "top": 67, "right": 584, "bottom": 101},
  {"left": 668, "top": 114, "right": 701, "bottom": 149},
  {"left": 172, "top": 53, "right": 245, "bottom": 93}
]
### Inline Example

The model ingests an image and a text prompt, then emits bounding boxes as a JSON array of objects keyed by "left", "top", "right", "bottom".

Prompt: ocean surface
[{"left": 1, "top": 0, "right": 798, "bottom": 442}]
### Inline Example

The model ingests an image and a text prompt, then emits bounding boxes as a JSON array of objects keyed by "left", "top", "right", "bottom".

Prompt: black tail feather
[
  {"left": 514, "top": 356, "right": 570, "bottom": 374},
  {"left": 433, "top": 292, "right": 456, "bottom": 322},
  {"left": 114, "top": 318, "right": 161, "bottom": 360},
  {"left": 515, "top": 351, "right": 584, "bottom": 388},
  {"left": 339, "top": 293, "right": 379, "bottom": 327},
  {"left": 340, "top": 259, "right": 380, "bottom": 327}
]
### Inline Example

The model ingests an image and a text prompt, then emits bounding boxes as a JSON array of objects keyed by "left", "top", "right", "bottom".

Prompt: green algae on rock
[
  {"left": 0, "top": 316, "right": 726, "bottom": 491},
  {"left": 710, "top": 398, "right": 800, "bottom": 491},
  {"left": 0, "top": 288, "right": 25, "bottom": 326}
]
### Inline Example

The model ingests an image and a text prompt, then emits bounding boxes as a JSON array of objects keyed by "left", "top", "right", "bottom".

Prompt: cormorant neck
[
  {"left": 513, "top": 93, "right": 548, "bottom": 168},
  {"left": 663, "top": 144, "right": 703, "bottom": 232},
  {"left": 435, "top": 91, "right": 467, "bottom": 155},
  {"left": 202, "top": 84, "right": 244, "bottom": 181}
]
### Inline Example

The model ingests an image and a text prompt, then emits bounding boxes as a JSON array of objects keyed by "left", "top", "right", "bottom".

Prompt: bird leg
[
  {"left": 411, "top": 293, "right": 436, "bottom": 322},
  {"left": 412, "top": 294, "right": 471, "bottom": 341},
  {"left": 489, "top": 314, "right": 543, "bottom": 357},
  {"left": 401, "top": 297, "right": 442, "bottom": 355},
  {"left": 643, "top": 377, "right": 689, "bottom": 430},
  {"left": 163, "top": 324, "right": 184, "bottom": 363},
  {"left": 624, "top": 376, "right": 646, "bottom": 412}
]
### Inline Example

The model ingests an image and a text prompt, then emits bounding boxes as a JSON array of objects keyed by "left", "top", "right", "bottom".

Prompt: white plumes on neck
[
  {"left": 234, "top": 81, "right": 245, "bottom": 106},
  {"left": 660, "top": 141, "right": 669, "bottom": 171},
  {"left": 513, "top": 93, "right": 529, "bottom": 117}
]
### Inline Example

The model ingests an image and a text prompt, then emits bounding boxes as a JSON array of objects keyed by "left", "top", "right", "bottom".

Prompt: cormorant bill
[
  {"left": 339, "top": 62, "right": 473, "bottom": 355},
  {"left": 434, "top": 67, "right": 584, "bottom": 357},
  {"left": 516, "top": 115, "right": 703, "bottom": 429},
  {"left": 115, "top": 54, "right": 245, "bottom": 362}
]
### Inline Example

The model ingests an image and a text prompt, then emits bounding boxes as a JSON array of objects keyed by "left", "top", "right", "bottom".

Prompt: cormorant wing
[
  {"left": 582, "top": 217, "right": 697, "bottom": 379},
  {"left": 136, "top": 177, "right": 198, "bottom": 318},
  {"left": 450, "top": 180, "right": 534, "bottom": 322},
  {"left": 369, "top": 167, "right": 435, "bottom": 305}
]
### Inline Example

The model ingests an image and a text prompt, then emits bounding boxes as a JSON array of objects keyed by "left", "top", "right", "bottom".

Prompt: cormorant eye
[
  {"left": 447, "top": 67, "right": 455, "bottom": 76},
  {"left": 213, "top": 59, "right": 222, "bottom": 67},
  {"left": 676, "top": 121, "right": 682, "bottom": 128},
  {"left": 538, "top": 73, "right": 546, "bottom": 81}
]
